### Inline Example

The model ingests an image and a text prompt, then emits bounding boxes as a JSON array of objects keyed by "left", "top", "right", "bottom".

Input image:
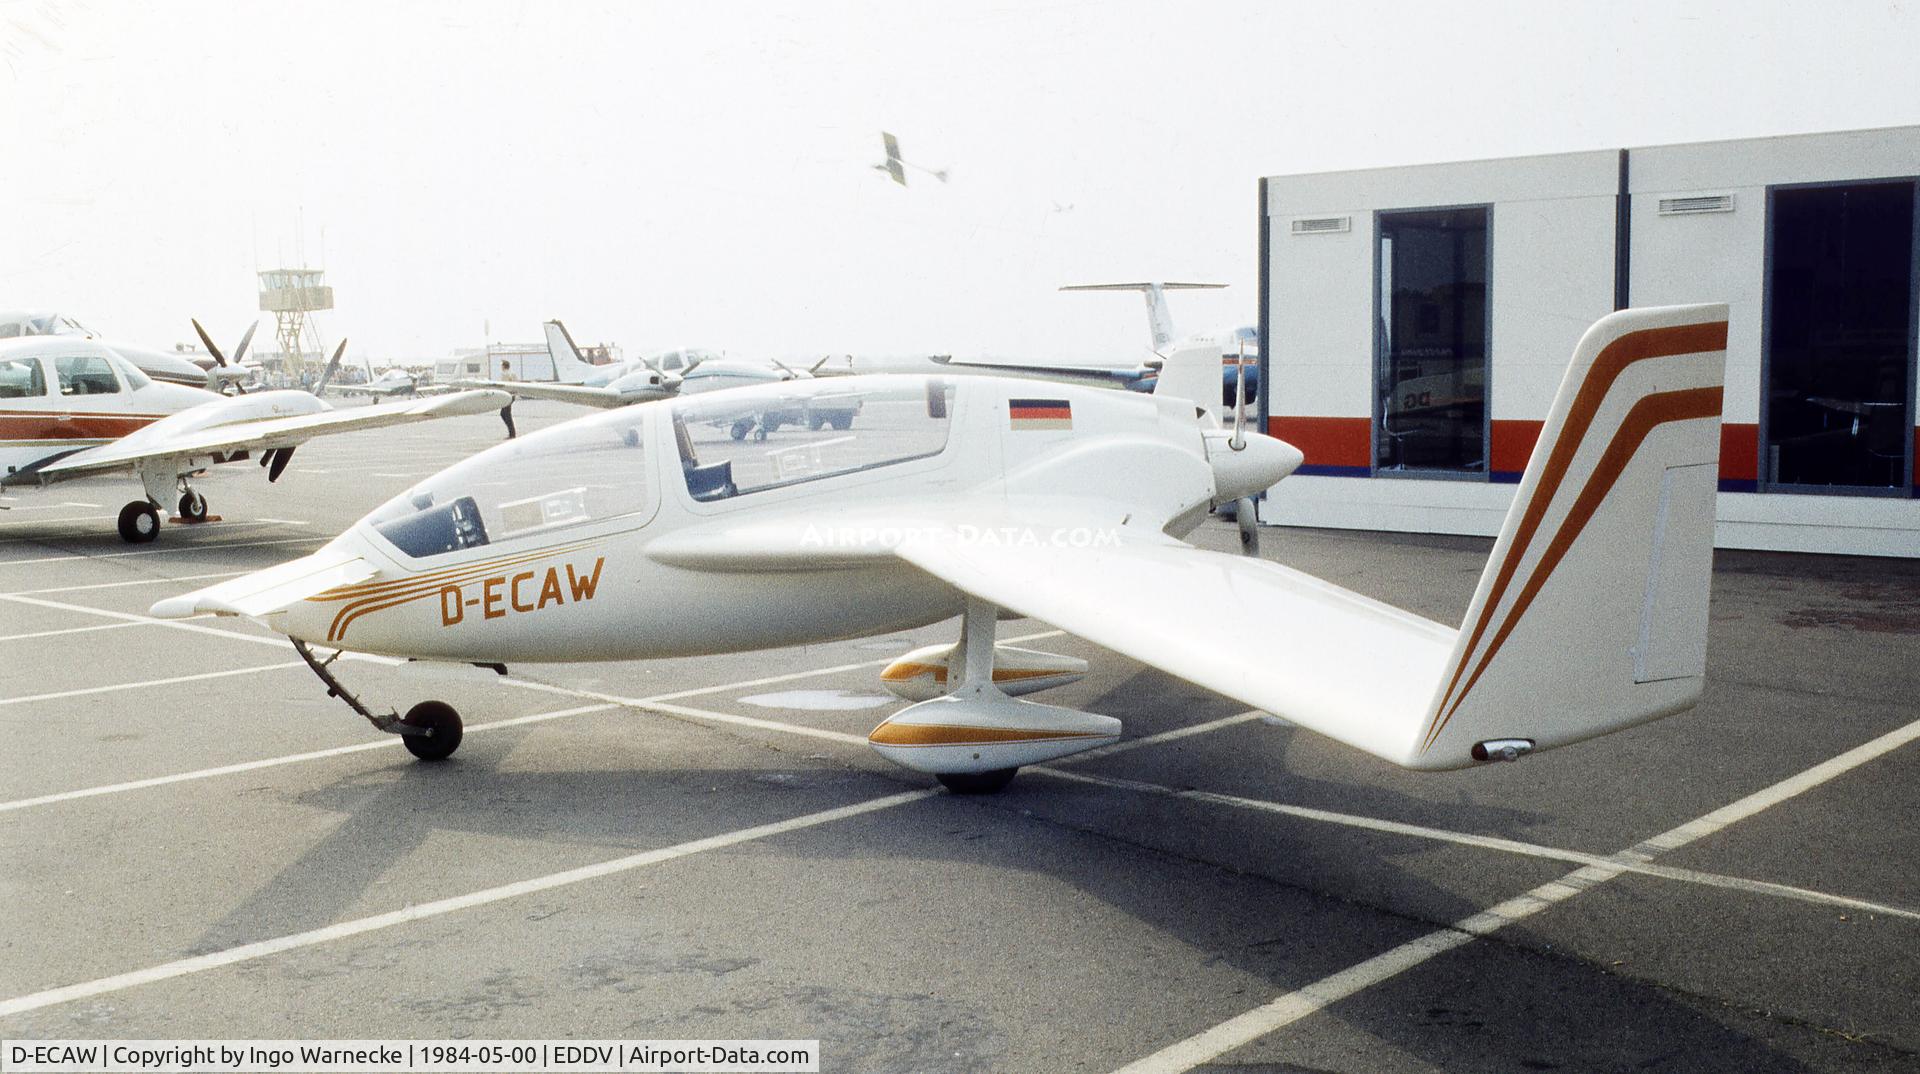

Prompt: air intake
[
  {"left": 1658, "top": 194, "right": 1735, "bottom": 216},
  {"left": 1291, "top": 216, "right": 1352, "bottom": 235}
]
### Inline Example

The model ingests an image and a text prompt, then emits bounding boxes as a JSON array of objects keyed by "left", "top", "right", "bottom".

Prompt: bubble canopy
[{"left": 365, "top": 406, "right": 655, "bottom": 559}]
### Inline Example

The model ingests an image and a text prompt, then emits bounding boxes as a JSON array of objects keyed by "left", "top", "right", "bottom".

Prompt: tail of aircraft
[
  {"left": 543, "top": 320, "right": 604, "bottom": 384},
  {"left": 1060, "top": 281, "right": 1225, "bottom": 352},
  {"left": 1149, "top": 339, "right": 1226, "bottom": 415},
  {"left": 1416, "top": 303, "right": 1728, "bottom": 766}
]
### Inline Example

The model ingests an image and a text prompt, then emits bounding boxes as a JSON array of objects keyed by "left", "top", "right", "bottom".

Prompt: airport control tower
[{"left": 258, "top": 268, "right": 333, "bottom": 385}]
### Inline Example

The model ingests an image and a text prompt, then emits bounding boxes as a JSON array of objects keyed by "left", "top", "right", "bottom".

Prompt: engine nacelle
[
  {"left": 868, "top": 693, "right": 1120, "bottom": 774},
  {"left": 878, "top": 643, "right": 1088, "bottom": 702}
]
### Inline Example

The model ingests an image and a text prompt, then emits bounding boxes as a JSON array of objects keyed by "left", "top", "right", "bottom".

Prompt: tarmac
[{"left": 1, "top": 398, "right": 1916, "bottom": 1073}]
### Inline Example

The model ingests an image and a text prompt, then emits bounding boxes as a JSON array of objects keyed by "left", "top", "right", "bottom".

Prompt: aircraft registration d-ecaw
[{"left": 157, "top": 305, "right": 1730, "bottom": 793}]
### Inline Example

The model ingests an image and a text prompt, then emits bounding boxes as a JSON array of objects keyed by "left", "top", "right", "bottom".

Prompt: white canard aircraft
[
  {"left": 153, "top": 305, "right": 1727, "bottom": 793},
  {"left": 0, "top": 334, "right": 510, "bottom": 542}
]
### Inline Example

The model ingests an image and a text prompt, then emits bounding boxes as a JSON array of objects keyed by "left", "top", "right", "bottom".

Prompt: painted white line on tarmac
[
  {"left": 0, "top": 631, "right": 1068, "bottom": 812},
  {"left": 0, "top": 787, "right": 939, "bottom": 1018},
  {"left": 0, "top": 592, "right": 403, "bottom": 663},
  {"left": 0, "top": 535, "right": 322, "bottom": 567},
  {"left": 0, "top": 703, "right": 620, "bottom": 814},
  {"left": 1106, "top": 714, "right": 1920, "bottom": 1074},
  {"left": 0, "top": 569, "right": 249, "bottom": 596},
  {"left": 0, "top": 662, "right": 304, "bottom": 707},
  {"left": 0, "top": 619, "right": 149, "bottom": 644},
  {"left": 1043, "top": 768, "right": 1920, "bottom": 924}
]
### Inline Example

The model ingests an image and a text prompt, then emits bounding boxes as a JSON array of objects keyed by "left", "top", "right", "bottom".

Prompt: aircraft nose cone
[{"left": 1206, "top": 431, "right": 1303, "bottom": 502}]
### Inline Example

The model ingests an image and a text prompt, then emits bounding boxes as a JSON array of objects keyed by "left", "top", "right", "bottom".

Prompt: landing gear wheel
[
  {"left": 729, "top": 419, "right": 752, "bottom": 441},
  {"left": 117, "top": 501, "right": 160, "bottom": 544},
  {"left": 937, "top": 768, "right": 1018, "bottom": 795},
  {"left": 177, "top": 490, "right": 208, "bottom": 522},
  {"left": 830, "top": 413, "right": 852, "bottom": 430},
  {"left": 401, "top": 701, "right": 464, "bottom": 761}
]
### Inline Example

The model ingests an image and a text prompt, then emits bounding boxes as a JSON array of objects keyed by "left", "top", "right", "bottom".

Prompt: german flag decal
[{"left": 1009, "top": 398, "right": 1072, "bottom": 431}]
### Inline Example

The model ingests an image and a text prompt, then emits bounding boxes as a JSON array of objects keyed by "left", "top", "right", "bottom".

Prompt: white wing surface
[{"left": 34, "top": 390, "right": 511, "bottom": 481}]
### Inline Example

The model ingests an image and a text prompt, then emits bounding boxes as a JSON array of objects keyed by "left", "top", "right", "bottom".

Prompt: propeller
[
  {"left": 313, "top": 338, "right": 348, "bottom": 396},
  {"left": 191, "top": 318, "right": 259, "bottom": 394},
  {"left": 769, "top": 358, "right": 800, "bottom": 380},
  {"left": 1230, "top": 338, "right": 1259, "bottom": 556}
]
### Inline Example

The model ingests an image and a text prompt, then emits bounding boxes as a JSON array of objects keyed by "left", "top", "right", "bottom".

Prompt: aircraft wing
[
  {"left": 32, "top": 389, "right": 512, "bottom": 482},
  {"left": 149, "top": 542, "right": 377, "bottom": 619},
  {"left": 928, "top": 355, "right": 1154, "bottom": 389},
  {"left": 457, "top": 380, "right": 637, "bottom": 409},
  {"left": 891, "top": 523, "right": 1458, "bottom": 765}
]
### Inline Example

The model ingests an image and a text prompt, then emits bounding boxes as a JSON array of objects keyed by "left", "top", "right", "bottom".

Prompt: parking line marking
[
  {"left": 0, "top": 788, "right": 940, "bottom": 1018},
  {"left": 0, "top": 620, "right": 149, "bottom": 644},
  {"left": 0, "top": 536, "right": 323, "bottom": 567},
  {"left": 0, "top": 570, "right": 250, "bottom": 596},
  {"left": 0, "top": 703, "right": 620, "bottom": 814},
  {"left": 1041, "top": 768, "right": 1920, "bottom": 923},
  {"left": 0, "top": 593, "right": 403, "bottom": 662},
  {"left": 0, "top": 662, "right": 305, "bottom": 707},
  {"left": 1106, "top": 713, "right": 1920, "bottom": 1074}
]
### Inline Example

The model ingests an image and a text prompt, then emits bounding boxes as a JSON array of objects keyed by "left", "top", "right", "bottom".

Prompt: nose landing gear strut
[{"left": 291, "top": 638, "right": 464, "bottom": 761}]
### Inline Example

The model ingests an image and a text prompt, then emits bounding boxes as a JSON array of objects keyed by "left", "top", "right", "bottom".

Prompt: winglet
[{"left": 1414, "top": 303, "right": 1729, "bottom": 768}]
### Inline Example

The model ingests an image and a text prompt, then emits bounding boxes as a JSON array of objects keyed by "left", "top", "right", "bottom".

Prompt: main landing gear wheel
[
  {"left": 177, "top": 490, "right": 208, "bottom": 522},
  {"left": 116, "top": 501, "right": 160, "bottom": 544},
  {"left": 401, "top": 701, "right": 464, "bottom": 761},
  {"left": 936, "top": 768, "right": 1018, "bottom": 795}
]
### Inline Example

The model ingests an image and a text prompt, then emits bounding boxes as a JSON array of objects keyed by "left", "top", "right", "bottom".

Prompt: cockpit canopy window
[
  {"left": 673, "top": 378, "right": 953, "bottom": 501},
  {"left": 0, "top": 356, "right": 46, "bottom": 397},
  {"left": 108, "top": 354, "right": 151, "bottom": 390},
  {"left": 365, "top": 407, "right": 652, "bottom": 558},
  {"left": 54, "top": 354, "right": 120, "bottom": 396}
]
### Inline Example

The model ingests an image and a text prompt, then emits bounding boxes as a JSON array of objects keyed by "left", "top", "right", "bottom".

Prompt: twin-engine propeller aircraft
[
  {"left": 0, "top": 334, "right": 510, "bottom": 542},
  {"left": 475, "top": 322, "right": 859, "bottom": 441},
  {"left": 154, "top": 306, "right": 1728, "bottom": 794}
]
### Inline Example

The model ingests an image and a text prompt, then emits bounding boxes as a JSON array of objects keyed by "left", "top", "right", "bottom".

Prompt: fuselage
[
  {"left": 269, "top": 373, "right": 1301, "bottom": 662},
  {"left": 0, "top": 337, "right": 217, "bottom": 481}
]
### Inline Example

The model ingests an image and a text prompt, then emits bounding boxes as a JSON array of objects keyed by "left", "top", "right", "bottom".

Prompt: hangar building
[{"left": 1258, "top": 126, "right": 1919, "bottom": 557}]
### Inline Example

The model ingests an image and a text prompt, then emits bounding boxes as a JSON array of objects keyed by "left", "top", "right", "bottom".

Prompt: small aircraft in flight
[
  {"left": 0, "top": 334, "right": 509, "bottom": 542},
  {"left": 872, "top": 132, "right": 948, "bottom": 187},
  {"left": 156, "top": 305, "right": 1727, "bottom": 795}
]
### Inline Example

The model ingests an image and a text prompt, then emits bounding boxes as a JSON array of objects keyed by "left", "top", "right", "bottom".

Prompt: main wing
[
  {"left": 30, "top": 389, "right": 512, "bottom": 483},
  {"left": 894, "top": 530, "right": 1458, "bottom": 764},
  {"left": 456, "top": 380, "right": 638, "bottom": 409}
]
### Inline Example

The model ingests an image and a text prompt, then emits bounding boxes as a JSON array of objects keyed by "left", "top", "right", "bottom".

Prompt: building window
[
  {"left": 1764, "top": 180, "right": 1915, "bottom": 493},
  {"left": 1375, "top": 207, "right": 1489, "bottom": 474}
]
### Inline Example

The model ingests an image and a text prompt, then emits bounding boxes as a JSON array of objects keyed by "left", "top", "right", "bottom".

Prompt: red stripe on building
[
  {"left": 1719, "top": 423, "right": 1758, "bottom": 483},
  {"left": 1267, "top": 416, "right": 1369, "bottom": 469},
  {"left": 1489, "top": 420, "right": 1544, "bottom": 475}
]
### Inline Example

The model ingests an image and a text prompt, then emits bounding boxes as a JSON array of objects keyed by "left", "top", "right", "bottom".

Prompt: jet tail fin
[
  {"left": 1060, "top": 281, "right": 1226, "bottom": 351},
  {"left": 1415, "top": 304, "right": 1729, "bottom": 768}
]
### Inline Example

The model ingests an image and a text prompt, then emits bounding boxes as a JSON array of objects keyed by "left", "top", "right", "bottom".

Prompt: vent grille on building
[
  {"left": 1658, "top": 194, "right": 1735, "bottom": 216},
  {"left": 1291, "top": 216, "right": 1352, "bottom": 235}
]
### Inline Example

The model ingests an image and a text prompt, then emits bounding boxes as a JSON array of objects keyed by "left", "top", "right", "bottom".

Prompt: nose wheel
[
  {"left": 292, "top": 639, "right": 466, "bottom": 762},
  {"left": 177, "top": 490, "right": 209, "bottom": 523},
  {"left": 400, "top": 701, "right": 464, "bottom": 761}
]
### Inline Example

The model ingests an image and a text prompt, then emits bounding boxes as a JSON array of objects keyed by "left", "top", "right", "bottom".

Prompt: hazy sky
[{"left": 4, "top": 0, "right": 1918, "bottom": 365}]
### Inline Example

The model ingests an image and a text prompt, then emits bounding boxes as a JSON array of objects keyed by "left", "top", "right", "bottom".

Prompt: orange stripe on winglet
[
  {"left": 1422, "top": 385, "right": 1723, "bottom": 752},
  {"left": 1423, "top": 318, "right": 1726, "bottom": 753}
]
